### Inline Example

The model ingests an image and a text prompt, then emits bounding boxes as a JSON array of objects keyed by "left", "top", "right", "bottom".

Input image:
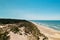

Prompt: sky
[{"left": 0, "top": 0, "right": 60, "bottom": 20}]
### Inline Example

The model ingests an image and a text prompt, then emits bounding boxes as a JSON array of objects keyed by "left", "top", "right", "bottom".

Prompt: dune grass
[{"left": 0, "top": 19, "right": 48, "bottom": 40}]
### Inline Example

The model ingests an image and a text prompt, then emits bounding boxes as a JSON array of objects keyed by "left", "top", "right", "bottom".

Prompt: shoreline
[
  {"left": 31, "top": 21, "right": 60, "bottom": 32},
  {"left": 31, "top": 21, "right": 60, "bottom": 40}
]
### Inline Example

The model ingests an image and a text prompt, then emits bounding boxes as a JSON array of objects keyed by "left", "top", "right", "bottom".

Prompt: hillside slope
[{"left": 0, "top": 19, "right": 48, "bottom": 40}]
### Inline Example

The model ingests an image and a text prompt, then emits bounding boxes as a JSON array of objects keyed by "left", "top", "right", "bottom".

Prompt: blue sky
[{"left": 0, "top": 0, "right": 60, "bottom": 20}]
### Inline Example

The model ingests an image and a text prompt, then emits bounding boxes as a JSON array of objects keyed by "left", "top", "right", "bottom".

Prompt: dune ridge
[{"left": 0, "top": 19, "right": 48, "bottom": 40}]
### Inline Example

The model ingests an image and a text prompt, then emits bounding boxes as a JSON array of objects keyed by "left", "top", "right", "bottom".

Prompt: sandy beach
[{"left": 32, "top": 22, "right": 60, "bottom": 40}]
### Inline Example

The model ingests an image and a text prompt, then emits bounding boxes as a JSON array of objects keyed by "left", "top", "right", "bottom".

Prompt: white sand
[
  {"left": 9, "top": 32, "right": 28, "bottom": 40},
  {"left": 9, "top": 27, "right": 29, "bottom": 40}
]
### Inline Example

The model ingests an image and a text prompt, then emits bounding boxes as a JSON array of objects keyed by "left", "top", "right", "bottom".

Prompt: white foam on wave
[{"left": 52, "top": 26, "right": 59, "bottom": 28}]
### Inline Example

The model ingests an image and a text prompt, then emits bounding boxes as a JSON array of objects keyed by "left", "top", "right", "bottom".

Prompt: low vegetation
[{"left": 0, "top": 19, "right": 48, "bottom": 40}]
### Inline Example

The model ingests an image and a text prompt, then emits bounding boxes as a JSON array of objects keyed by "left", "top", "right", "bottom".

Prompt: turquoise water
[{"left": 31, "top": 20, "right": 60, "bottom": 31}]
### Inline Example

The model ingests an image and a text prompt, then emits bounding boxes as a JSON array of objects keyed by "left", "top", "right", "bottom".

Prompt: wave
[{"left": 37, "top": 23, "right": 60, "bottom": 31}]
